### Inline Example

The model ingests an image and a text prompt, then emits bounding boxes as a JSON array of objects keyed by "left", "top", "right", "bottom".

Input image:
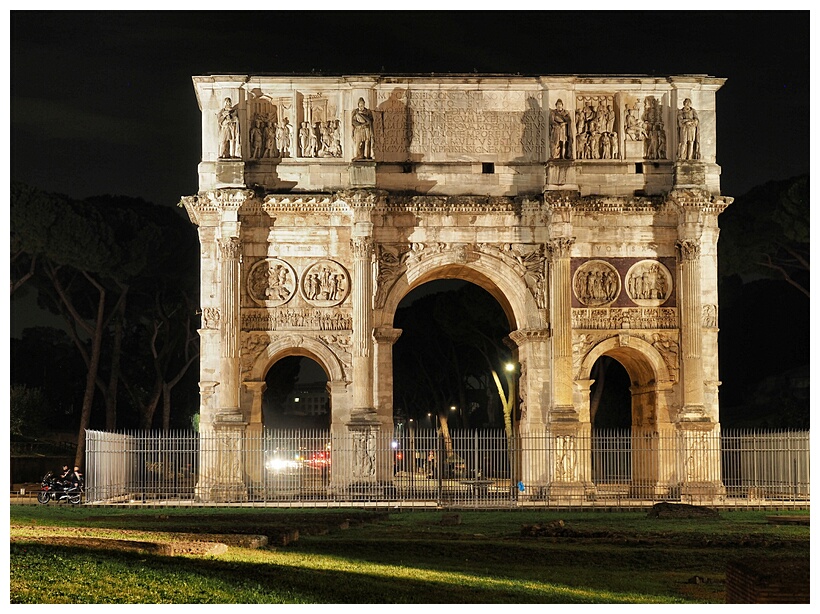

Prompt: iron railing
[{"left": 84, "top": 427, "right": 809, "bottom": 508}]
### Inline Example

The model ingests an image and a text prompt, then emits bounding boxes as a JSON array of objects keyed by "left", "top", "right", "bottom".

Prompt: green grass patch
[{"left": 10, "top": 506, "right": 809, "bottom": 604}]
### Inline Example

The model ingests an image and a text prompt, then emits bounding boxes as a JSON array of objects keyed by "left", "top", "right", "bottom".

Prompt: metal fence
[{"left": 85, "top": 427, "right": 809, "bottom": 508}]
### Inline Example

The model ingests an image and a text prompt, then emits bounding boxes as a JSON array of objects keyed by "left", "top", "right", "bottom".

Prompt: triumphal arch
[{"left": 182, "top": 73, "right": 731, "bottom": 502}]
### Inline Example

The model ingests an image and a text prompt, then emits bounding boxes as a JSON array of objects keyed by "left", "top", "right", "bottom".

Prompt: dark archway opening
[
  {"left": 589, "top": 356, "right": 632, "bottom": 429},
  {"left": 589, "top": 356, "right": 633, "bottom": 492},
  {"left": 392, "top": 280, "right": 515, "bottom": 480},
  {"left": 263, "top": 356, "right": 330, "bottom": 429},
  {"left": 393, "top": 280, "right": 513, "bottom": 431}
]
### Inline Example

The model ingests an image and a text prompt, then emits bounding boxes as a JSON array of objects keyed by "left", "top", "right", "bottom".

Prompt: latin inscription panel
[{"left": 374, "top": 89, "right": 546, "bottom": 162}]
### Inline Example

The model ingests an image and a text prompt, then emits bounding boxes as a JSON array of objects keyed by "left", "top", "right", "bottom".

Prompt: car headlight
[{"left": 266, "top": 458, "right": 299, "bottom": 472}]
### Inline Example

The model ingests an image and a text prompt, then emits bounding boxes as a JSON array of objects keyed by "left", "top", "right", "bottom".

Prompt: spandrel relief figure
[
  {"left": 573, "top": 260, "right": 621, "bottom": 307},
  {"left": 677, "top": 98, "right": 700, "bottom": 160},
  {"left": 352, "top": 98, "right": 374, "bottom": 160},
  {"left": 217, "top": 97, "right": 241, "bottom": 159},
  {"left": 549, "top": 99, "right": 573, "bottom": 159}
]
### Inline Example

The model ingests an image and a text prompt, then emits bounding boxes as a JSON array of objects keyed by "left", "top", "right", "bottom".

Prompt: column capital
[
  {"left": 218, "top": 236, "right": 242, "bottom": 260},
  {"left": 507, "top": 328, "right": 550, "bottom": 347},
  {"left": 546, "top": 237, "right": 575, "bottom": 259},
  {"left": 676, "top": 238, "right": 701, "bottom": 261},
  {"left": 351, "top": 236, "right": 375, "bottom": 259},
  {"left": 373, "top": 326, "right": 402, "bottom": 344}
]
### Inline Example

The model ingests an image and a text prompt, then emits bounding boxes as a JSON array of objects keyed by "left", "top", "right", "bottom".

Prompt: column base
[{"left": 195, "top": 480, "right": 249, "bottom": 503}]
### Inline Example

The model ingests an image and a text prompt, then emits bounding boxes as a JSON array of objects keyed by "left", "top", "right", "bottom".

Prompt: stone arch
[
  {"left": 577, "top": 334, "right": 677, "bottom": 498},
  {"left": 577, "top": 334, "right": 672, "bottom": 427},
  {"left": 244, "top": 335, "right": 350, "bottom": 429},
  {"left": 375, "top": 250, "right": 544, "bottom": 331},
  {"left": 249, "top": 335, "right": 346, "bottom": 383}
]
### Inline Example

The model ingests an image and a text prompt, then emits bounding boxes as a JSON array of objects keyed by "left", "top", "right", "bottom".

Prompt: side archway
[
  {"left": 576, "top": 334, "right": 677, "bottom": 498},
  {"left": 245, "top": 335, "right": 349, "bottom": 428},
  {"left": 577, "top": 334, "right": 672, "bottom": 427}
]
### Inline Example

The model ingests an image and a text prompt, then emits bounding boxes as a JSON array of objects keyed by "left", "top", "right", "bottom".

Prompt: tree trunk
[
  {"left": 74, "top": 287, "right": 105, "bottom": 467},
  {"left": 104, "top": 290, "right": 127, "bottom": 430}
]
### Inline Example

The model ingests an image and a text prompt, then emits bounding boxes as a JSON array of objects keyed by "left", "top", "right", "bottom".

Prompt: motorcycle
[{"left": 37, "top": 471, "right": 83, "bottom": 505}]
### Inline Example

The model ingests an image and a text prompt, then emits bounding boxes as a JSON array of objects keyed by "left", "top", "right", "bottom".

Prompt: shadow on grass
[{"left": 10, "top": 541, "right": 670, "bottom": 604}]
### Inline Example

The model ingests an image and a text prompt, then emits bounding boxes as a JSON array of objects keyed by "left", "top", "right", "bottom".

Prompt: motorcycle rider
[
  {"left": 69, "top": 466, "right": 83, "bottom": 489},
  {"left": 56, "top": 465, "right": 71, "bottom": 491}
]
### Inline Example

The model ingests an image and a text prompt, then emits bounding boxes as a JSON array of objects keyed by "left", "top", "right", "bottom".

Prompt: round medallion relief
[
  {"left": 300, "top": 259, "right": 350, "bottom": 307},
  {"left": 247, "top": 258, "right": 297, "bottom": 307},
  {"left": 625, "top": 260, "right": 673, "bottom": 306},
  {"left": 573, "top": 260, "right": 621, "bottom": 307}
]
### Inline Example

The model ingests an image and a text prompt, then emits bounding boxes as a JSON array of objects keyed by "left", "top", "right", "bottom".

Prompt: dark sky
[{"left": 10, "top": 10, "right": 810, "bottom": 206}]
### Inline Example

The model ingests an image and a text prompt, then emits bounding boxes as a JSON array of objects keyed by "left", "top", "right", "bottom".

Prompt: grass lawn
[{"left": 9, "top": 505, "right": 809, "bottom": 604}]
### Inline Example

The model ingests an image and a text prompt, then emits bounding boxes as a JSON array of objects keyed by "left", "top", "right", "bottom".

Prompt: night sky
[{"left": 10, "top": 10, "right": 810, "bottom": 206}]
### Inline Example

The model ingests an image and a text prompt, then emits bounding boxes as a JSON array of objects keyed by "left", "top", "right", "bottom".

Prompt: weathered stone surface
[{"left": 184, "top": 73, "right": 731, "bottom": 501}]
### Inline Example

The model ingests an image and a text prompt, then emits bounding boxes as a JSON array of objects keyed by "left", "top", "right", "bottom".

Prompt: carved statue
[
  {"left": 217, "top": 98, "right": 240, "bottom": 159},
  {"left": 277, "top": 117, "right": 293, "bottom": 157},
  {"left": 263, "top": 118, "right": 277, "bottom": 158},
  {"left": 249, "top": 116, "right": 263, "bottom": 159},
  {"left": 677, "top": 98, "right": 700, "bottom": 160},
  {"left": 549, "top": 99, "right": 572, "bottom": 159},
  {"left": 299, "top": 122, "right": 311, "bottom": 157},
  {"left": 625, "top": 107, "right": 645, "bottom": 141},
  {"left": 352, "top": 97, "right": 374, "bottom": 160}
]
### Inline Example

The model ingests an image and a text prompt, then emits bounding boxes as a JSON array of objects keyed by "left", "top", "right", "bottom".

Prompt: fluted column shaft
[
  {"left": 219, "top": 237, "right": 241, "bottom": 411},
  {"left": 548, "top": 237, "right": 576, "bottom": 417},
  {"left": 351, "top": 235, "right": 375, "bottom": 413},
  {"left": 677, "top": 238, "right": 705, "bottom": 414}
]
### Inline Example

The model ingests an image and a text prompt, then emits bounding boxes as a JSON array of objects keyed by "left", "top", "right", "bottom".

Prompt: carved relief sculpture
[
  {"left": 263, "top": 116, "right": 278, "bottom": 158},
  {"left": 217, "top": 98, "right": 240, "bottom": 159},
  {"left": 576, "top": 96, "right": 617, "bottom": 160},
  {"left": 276, "top": 117, "right": 293, "bottom": 158},
  {"left": 702, "top": 304, "right": 718, "bottom": 328},
  {"left": 642, "top": 97, "right": 667, "bottom": 160},
  {"left": 573, "top": 260, "right": 621, "bottom": 307},
  {"left": 249, "top": 116, "right": 263, "bottom": 159},
  {"left": 247, "top": 258, "right": 297, "bottom": 307},
  {"left": 353, "top": 429, "right": 376, "bottom": 478},
  {"left": 549, "top": 99, "right": 573, "bottom": 159},
  {"left": 625, "top": 260, "right": 673, "bottom": 306},
  {"left": 677, "top": 98, "right": 700, "bottom": 160},
  {"left": 624, "top": 105, "right": 646, "bottom": 142},
  {"left": 202, "top": 307, "right": 221, "bottom": 329},
  {"left": 352, "top": 98, "right": 374, "bottom": 160},
  {"left": 300, "top": 260, "right": 350, "bottom": 307}
]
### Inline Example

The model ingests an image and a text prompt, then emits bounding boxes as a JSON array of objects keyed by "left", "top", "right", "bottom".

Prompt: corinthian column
[
  {"left": 676, "top": 238, "right": 706, "bottom": 419},
  {"left": 351, "top": 235, "right": 376, "bottom": 421},
  {"left": 547, "top": 237, "right": 577, "bottom": 421},
  {"left": 218, "top": 236, "right": 242, "bottom": 413}
]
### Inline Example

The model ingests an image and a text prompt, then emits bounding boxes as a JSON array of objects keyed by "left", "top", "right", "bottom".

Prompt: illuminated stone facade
[{"left": 183, "top": 74, "right": 731, "bottom": 501}]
